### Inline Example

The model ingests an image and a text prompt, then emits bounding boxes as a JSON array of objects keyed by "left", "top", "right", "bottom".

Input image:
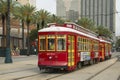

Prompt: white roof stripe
[{"left": 100, "top": 39, "right": 111, "bottom": 44}]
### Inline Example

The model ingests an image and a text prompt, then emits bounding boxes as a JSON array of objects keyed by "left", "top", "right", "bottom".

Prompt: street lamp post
[{"left": 5, "top": 0, "right": 12, "bottom": 63}]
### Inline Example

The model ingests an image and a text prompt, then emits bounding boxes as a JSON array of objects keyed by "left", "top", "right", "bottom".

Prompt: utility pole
[{"left": 5, "top": 0, "right": 12, "bottom": 63}]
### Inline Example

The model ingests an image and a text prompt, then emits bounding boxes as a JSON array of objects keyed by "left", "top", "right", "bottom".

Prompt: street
[{"left": 0, "top": 52, "right": 120, "bottom": 80}]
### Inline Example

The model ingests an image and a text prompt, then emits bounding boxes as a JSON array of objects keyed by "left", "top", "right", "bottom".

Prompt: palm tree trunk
[
  {"left": 2, "top": 15, "right": 6, "bottom": 47},
  {"left": 41, "top": 20, "right": 45, "bottom": 29},
  {"left": 21, "top": 19, "right": 24, "bottom": 49},
  {"left": 37, "top": 23, "right": 40, "bottom": 30},
  {"left": 27, "top": 22, "right": 30, "bottom": 56}
]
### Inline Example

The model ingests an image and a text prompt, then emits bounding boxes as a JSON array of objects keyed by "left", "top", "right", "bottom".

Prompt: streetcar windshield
[{"left": 39, "top": 35, "right": 66, "bottom": 51}]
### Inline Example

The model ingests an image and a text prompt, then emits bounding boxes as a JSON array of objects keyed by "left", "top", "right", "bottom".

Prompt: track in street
[
  {"left": 86, "top": 55, "right": 120, "bottom": 80},
  {"left": 0, "top": 56, "right": 118, "bottom": 80},
  {"left": 44, "top": 56, "right": 119, "bottom": 80},
  {"left": 86, "top": 60, "right": 116, "bottom": 80}
]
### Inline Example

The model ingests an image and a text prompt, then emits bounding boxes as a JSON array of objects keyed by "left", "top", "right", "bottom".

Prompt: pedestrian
[
  {"left": 16, "top": 47, "right": 20, "bottom": 56},
  {"left": 13, "top": 45, "right": 16, "bottom": 51},
  {"left": 34, "top": 46, "right": 37, "bottom": 55},
  {"left": 12, "top": 45, "right": 17, "bottom": 55}
]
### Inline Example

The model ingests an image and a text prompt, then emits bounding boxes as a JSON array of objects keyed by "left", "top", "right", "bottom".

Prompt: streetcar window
[
  {"left": 105, "top": 44, "right": 108, "bottom": 53},
  {"left": 57, "top": 35, "right": 66, "bottom": 51},
  {"left": 93, "top": 41, "right": 99, "bottom": 51},
  {"left": 57, "top": 39, "right": 66, "bottom": 50},
  {"left": 48, "top": 39, "right": 55, "bottom": 50},
  {"left": 78, "top": 37, "right": 81, "bottom": 51},
  {"left": 78, "top": 37, "right": 91, "bottom": 51},
  {"left": 47, "top": 35, "right": 55, "bottom": 50},
  {"left": 39, "top": 36, "right": 46, "bottom": 51}
]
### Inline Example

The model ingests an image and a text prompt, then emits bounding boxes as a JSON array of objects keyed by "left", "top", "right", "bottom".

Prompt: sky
[
  {"left": 36, "top": 0, "right": 120, "bottom": 36},
  {"left": 36, "top": 0, "right": 56, "bottom": 14}
]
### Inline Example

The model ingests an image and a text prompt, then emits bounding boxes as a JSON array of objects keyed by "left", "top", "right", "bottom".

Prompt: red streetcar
[{"left": 38, "top": 22, "right": 112, "bottom": 71}]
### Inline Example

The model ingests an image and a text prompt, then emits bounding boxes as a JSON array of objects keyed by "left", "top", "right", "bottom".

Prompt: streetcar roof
[
  {"left": 39, "top": 26, "right": 111, "bottom": 43},
  {"left": 38, "top": 25, "right": 99, "bottom": 40}
]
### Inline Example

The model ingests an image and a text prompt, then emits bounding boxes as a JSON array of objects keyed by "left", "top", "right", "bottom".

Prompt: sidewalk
[
  {"left": 0, "top": 55, "right": 38, "bottom": 73},
  {"left": 0, "top": 56, "right": 21, "bottom": 64},
  {"left": 0, "top": 55, "right": 37, "bottom": 64}
]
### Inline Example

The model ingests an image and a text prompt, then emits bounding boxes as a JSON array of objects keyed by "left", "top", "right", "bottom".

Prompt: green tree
[
  {"left": 116, "top": 39, "right": 120, "bottom": 51},
  {"left": 34, "top": 9, "right": 50, "bottom": 30},
  {"left": 29, "top": 29, "right": 38, "bottom": 42},
  {"left": 48, "top": 14, "right": 65, "bottom": 24},
  {"left": 22, "top": 4, "right": 36, "bottom": 55},
  {"left": 76, "top": 17, "right": 96, "bottom": 32},
  {"left": 96, "top": 25, "right": 112, "bottom": 39},
  {"left": 13, "top": 5, "right": 26, "bottom": 49}
]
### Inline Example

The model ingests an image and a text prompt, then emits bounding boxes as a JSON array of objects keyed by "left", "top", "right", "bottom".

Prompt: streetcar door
[{"left": 68, "top": 35, "right": 75, "bottom": 67}]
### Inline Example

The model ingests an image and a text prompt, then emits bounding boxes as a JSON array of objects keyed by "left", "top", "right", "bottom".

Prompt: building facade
[
  {"left": 14, "top": 0, "right": 36, "bottom": 6},
  {"left": 56, "top": 0, "right": 116, "bottom": 33},
  {"left": 15, "top": 0, "right": 29, "bottom": 5},
  {"left": 56, "top": 0, "right": 66, "bottom": 19}
]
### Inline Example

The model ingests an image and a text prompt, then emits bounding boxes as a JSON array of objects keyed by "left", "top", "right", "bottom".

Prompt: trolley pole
[{"left": 5, "top": 0, "right": 12, "bottom": 63}]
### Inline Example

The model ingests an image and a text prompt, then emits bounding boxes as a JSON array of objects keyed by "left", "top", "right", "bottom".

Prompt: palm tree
[
  {"left": 22, "top": 4, "right": 36, "bottom": 55},
  {"left": 96, "top": 25, "right": 112, "bottom": 39},
  {"left": 48, "top": 14, "right": 65, "bottom": 24},
  {"left": 0, "top": 0, "right": 18, "bottom": 47},
  {"left": 13, "top": 5, "right": 25, "bottom": 49},
  {"left": 34, "top": 9, "right": 50, "bottom": 30},
  {"left": 0, "top": 0, "right": 8, "bottom": 47},
  {"left": 76, "top": 17, "right": 96, "bottom": 32},
  {"left": 33, "top": 11, "right": 41, "bottom": 30}
]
